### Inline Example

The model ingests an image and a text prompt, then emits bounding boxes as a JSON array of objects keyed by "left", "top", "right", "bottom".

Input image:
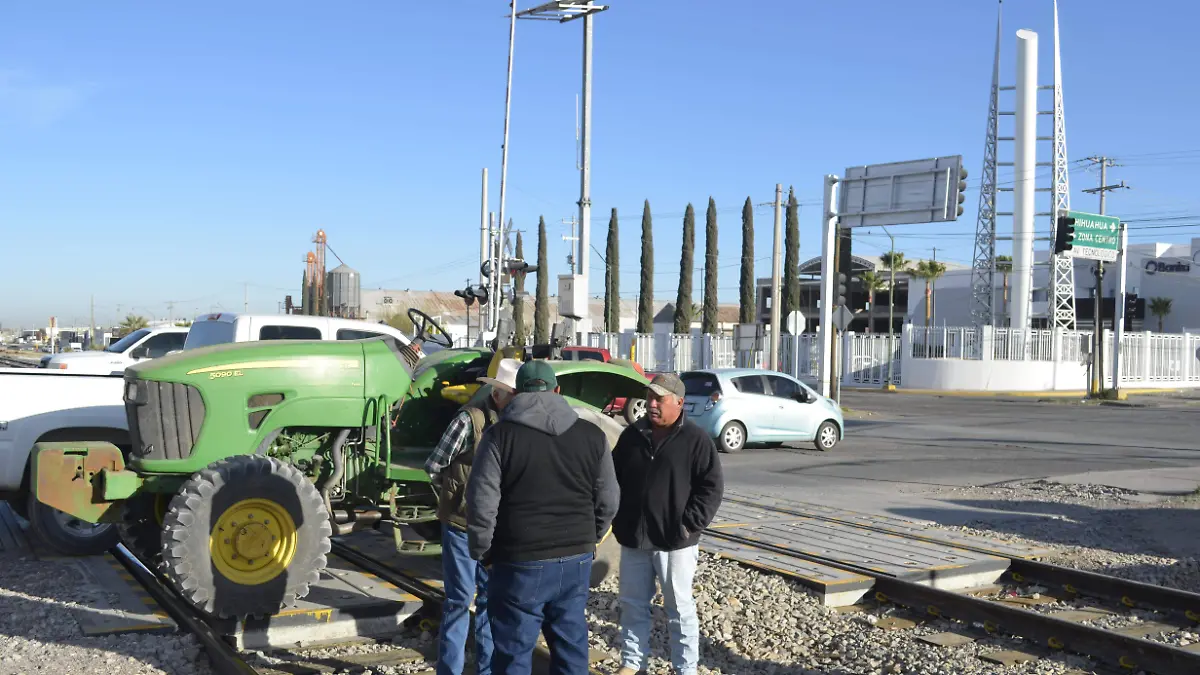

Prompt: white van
[{"left": 183, "top": 313, "right": 421, "bottom": 353}]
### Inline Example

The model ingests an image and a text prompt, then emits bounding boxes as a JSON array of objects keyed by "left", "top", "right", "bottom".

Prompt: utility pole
[
  {"left": 496, "top": 1, "right": 517, "bottom": 334},
  {"left": 1082, "top": 156, "right": 1128, "bottom": 394},
  {"left": 562, "top": 216, "right": 579, "bottom": 275},
  {"left": 931, "top": 246, "right": 938, "bottom": 328},
  {"left": 882, "top": 226, "right": 896, "bottom": 390},
  {"left": 768, "top": 184, "right": 783, "bottom": 370}
]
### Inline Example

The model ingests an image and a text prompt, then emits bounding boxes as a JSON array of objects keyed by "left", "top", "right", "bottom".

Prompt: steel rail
[
  {"left": 330, "top": 539, "right": 607, "bottom": 675},
  {"left": 719, "top": 495, "right": 1200, "bottom": 621},
  {"left": 110, "top": 544, "right": 259, "bottom": 675},
  {"left": 705, "top": 528, "right": 1200, "bottom": 675}
]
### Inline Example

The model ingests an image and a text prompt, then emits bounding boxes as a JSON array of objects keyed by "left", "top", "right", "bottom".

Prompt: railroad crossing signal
[
  {"left": 835, "top": 273, "right": 848, "bottom": 308},
  {"left": 955, "top": 166, "right": 968, "bottom": 217},
  {"left": 1054, "top": 214, "right": 1076, "bottom": 254}
]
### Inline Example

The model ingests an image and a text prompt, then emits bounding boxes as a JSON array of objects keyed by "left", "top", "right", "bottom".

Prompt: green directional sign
[{"left": 1064, "top": 209, "right": 1120, "bottom": 262}]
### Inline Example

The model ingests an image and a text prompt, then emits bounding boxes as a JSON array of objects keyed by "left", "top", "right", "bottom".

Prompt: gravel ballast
[{"left": 0, "top": 549, "right": 215, "bottom": 675}]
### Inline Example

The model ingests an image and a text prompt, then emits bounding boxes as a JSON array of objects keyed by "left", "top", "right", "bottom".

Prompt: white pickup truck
[
  {"left": 43, "top": 326, "right": 190, "bottom": 375},
  {"left": 0, "top": 370, "right": 127, "bottom": 554},
  {"left": 1, "top": 313, "right": 420, "bottom": 554}
]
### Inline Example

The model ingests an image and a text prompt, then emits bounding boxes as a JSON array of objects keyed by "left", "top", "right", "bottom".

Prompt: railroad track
[
  {"left": 0, "top": 355, "right": 38, "bottom": 368},
  {"left": 113, "top": 538, "right": 604, "bottom": 675},
  {"left": 708, "top": 497, "right": 1200, "bottom": 675}
]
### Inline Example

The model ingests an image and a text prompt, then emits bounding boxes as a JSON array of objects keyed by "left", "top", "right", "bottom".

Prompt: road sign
[
  {"left": 837, "top": 155, "right": 967, "bottom": 228},
  {"left": 1063, "top": 209, "right": 1119, "bottom": 262},
  {"left": 831, "top": 306, "right": 856, "bottom": 331},
  {"left": 785, "top": 310, "right": 805, "bottom": 335}
]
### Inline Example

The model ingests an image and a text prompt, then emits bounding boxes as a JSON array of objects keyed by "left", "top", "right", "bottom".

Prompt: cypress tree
[
  {"left": 702, "top": 197, "right": 719, "bottom": 334},
  {"left": 534, "top": 216, "right": 550, "bottom": 343},
  {"left": 637, "top": 201, "right": 654, "bottom": 333},
  {"left": 739, "top": 196, "right": 755, "bottom": 324},
  {"left": 604, "top": 207, "right": 620, "bottom": 333},
  {"left": 673, "top": 203, "right": 695, "bottom": 333},
  {"left": 783, "top": 186, "right": 801, "bottom": 328},
  {"left": 512, "top": 231, "right": 527, "bottom": 345},
  {"left": 300, "top": 271, "right": 308, "bottom": 315}
]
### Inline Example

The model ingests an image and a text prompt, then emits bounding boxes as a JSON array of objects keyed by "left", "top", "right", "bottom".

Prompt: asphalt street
[{"left": 717, "top": 391, "right": 1200, "bottom": 521}]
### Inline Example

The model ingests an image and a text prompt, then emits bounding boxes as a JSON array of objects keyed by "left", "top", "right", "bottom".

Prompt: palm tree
[
  {"left": 119, "top": 314, "right": 149, "bottom": 334},
  {"left": 878, "top": 251, "right": 907, "bottom": 334},
  {"left": 857, "top": 271, "right": 886, "bottom": 334},
  {"left": 909, "top": 260, "right": 947, "bottom": 331},
  {"left": 1149, "top": 297, "right": 1173, "bottom": 332},
  {"left": 996, "top": 255, "right": 1013, "bottom": 326}
]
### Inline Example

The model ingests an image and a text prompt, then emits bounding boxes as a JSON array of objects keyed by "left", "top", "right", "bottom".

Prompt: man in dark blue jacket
[
  {"left": 611, "top": 373, "right": 723, "bottom": 675},
  {"left": 466, "top": 360, "right": 620, "bottom": 675}
]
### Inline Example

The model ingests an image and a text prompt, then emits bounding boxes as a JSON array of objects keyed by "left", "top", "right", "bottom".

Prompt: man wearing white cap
[{"left": 426, "top": 357, "right": 522, "bottom": 675}]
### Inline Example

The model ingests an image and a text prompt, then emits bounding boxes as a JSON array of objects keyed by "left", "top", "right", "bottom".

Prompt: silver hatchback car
[{"left": 680, "top": 368, "right": 844, "bottom": 453}]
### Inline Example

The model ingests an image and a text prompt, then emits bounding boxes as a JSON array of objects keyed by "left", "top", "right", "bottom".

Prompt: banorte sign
[{"left": 1144, "top": 259, "right": 1191, "bottom": 275}]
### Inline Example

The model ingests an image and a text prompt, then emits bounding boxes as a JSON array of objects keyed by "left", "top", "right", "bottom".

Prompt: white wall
[{"left": 900, "top": 357, "right": 1089, "bottom": 392}]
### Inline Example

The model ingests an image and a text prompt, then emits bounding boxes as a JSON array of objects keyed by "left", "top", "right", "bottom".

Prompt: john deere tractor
[{"left": 31, "top": 309, "right": 647, "bottom": 619}]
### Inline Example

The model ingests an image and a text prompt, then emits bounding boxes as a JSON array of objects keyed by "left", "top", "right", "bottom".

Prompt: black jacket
[
  {"left": 466, "top": 392, "right": 620, "bottom": 563},
  {"left": 611, "top": 415, "right": 724, "bottom": 551}
]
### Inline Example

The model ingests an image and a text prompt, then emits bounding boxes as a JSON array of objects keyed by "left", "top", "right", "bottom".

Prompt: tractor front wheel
[{"left": 161, "top": 455, "right": 332, "bottom": 619}]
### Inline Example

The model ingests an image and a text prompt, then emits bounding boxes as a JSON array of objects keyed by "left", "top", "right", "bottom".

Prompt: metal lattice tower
[
  {"left": 969, "top": 5, "right": 1002, "bottom": 329},
  {"left": 1049, "top": 0, "right": 1077, "bottom": 330}
]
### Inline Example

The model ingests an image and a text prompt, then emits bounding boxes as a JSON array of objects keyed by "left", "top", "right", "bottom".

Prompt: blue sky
[{"left": 2, "top": 0, "right": 1199, "bottom": 328}]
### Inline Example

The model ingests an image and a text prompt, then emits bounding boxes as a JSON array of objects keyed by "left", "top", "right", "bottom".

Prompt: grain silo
[{"left": 326, "top": 264, "right": 361, "bottom": 318}]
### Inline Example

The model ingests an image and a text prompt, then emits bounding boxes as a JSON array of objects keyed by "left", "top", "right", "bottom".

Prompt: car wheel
[
  {"left": 623, "top": 398, "right": 647, "bottom": 424},
  {"left": 27, "top": 492, "right": 119, "bottom": 556},
  {"left": 814, "top": 420, "right": 840, "bottom": 452},
  {"left": 718, "top": 421, "right": 746, "bottom": 453}
]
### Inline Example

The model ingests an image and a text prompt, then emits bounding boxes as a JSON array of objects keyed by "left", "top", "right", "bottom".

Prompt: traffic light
[
  {"left": 1054, "top": 214, "right": 1076, "bottom": 254},
  {"left": 836, "top": 273, "right": 848, "bottom": 307},
  {"left": 956, "top": 166, "right": 968, "bottom": 217}
]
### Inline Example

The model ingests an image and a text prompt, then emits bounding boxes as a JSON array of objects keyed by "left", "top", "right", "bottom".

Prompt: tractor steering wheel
[{"left": 407, "top": 308, "right": 453, "bottom": 348}]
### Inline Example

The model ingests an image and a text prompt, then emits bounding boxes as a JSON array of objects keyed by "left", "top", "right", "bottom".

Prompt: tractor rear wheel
[{"left": 161, "top": 455, "right": 332, "bottom": 619}]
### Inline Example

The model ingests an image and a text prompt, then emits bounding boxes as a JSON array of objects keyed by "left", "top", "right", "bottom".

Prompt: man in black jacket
[
  {"left": 466, "top": 360, "right": 619, "bottom": 675},
  {"left": 611, "top": 373, "right": 723, "bottom": 675}
]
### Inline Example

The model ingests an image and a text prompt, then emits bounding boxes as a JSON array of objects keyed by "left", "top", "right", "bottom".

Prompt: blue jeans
[
  {"left": 619, "top": 545, "right": 700, "bottom": 675},
  {"left": 438, "top": 524, "right": 492, "bottom": 675},
  {"left": 488, "top": 551, "right": 594, "bottom": 675}
]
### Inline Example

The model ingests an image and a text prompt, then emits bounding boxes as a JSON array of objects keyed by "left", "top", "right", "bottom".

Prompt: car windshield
[
  {"left": 682, "top": 372, "right": 720, "bottom": 396},
  {"left": 105, "top": 328, "right": 150, "bottom": 353}
]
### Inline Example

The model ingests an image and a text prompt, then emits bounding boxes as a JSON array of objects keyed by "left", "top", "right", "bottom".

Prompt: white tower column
[{"left": 1011, "top": 29, "right": 1038, "bottom": 330}]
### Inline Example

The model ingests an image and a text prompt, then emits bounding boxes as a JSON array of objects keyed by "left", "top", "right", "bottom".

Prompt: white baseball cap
[{"left": 477, "top": 358, "right": 522, "bottom": 393}]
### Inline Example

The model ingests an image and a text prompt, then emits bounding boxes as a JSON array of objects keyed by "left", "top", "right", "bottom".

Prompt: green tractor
[{"left": 31, "top": 309, "right": 647, "bottom": 619}]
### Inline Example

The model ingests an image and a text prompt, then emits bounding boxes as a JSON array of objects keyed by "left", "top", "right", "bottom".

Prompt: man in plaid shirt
[{"left": 425, "top": 358, "right": 521, "bottom": 675}]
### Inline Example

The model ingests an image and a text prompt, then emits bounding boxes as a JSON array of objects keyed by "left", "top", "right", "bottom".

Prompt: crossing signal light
[
  {"left": 956, "top": 166, "right": 968, "bottom": 217},
  {"left": 1054, "top": 214, "right": 1076, "bottom": 254},
  {"left": 836, "top": 273, "right": 848, "bottom": 307}
]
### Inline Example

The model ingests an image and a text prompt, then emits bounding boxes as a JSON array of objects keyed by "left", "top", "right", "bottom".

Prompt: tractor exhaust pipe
[{"left": 320, "top": 429, "right": 353, "bottom": 536}]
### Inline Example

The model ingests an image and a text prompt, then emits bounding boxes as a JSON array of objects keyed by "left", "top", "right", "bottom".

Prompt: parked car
[
  {"left": 42, "top": 326, "right": 190, "bottom": 374},
  {"left": 680, "top": 368, "right": 843, "bottom": 453},
  {"left": 561, "top": 346, "right": 650, "bottom": 423}
]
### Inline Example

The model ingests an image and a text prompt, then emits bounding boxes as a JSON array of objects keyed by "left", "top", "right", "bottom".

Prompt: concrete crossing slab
[
  {"left": 700, "top": 535, "right": 874, "bottom": 607},
  {"left": 72, "top": 554, "right": 177, "bottom": 635},
  {"left": 214, "top": 555, "right": 426, "bottom": 651},
  {"left": 336, "top": 530, "right": 443, "bottom": 591},
  {"left": 722, "top": 489, "right": 1052, "bottom": 559}
]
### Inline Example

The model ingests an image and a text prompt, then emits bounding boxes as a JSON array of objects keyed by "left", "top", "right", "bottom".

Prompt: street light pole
[
  {"left": 495, "top": 1, "right": 518, "bottom": 334},
  {"left": 882, "top": 226, "right": 896, "bottom": 390}
]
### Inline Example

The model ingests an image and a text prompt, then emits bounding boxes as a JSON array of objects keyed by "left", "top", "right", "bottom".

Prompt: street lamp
[
  {"left": 881, "top": 225, "right": 897, "bottom": 391},
  {"left": 514, "top": 0, "right": 608, "bottom": 338}
]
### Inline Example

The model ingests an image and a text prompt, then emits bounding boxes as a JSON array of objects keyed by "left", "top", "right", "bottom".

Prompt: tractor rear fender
[{"left": 31, "top": 441, "right": 143, "bottom": 524}]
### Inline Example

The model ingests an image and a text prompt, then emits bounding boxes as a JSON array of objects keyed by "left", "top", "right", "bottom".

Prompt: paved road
[{"left": 718, "top": 391, "right": 1200, "bottom": 520}]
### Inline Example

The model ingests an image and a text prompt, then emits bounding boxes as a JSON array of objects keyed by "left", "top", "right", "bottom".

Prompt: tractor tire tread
[{"left": 161, "top": 455, "right": 331, "bottom": 619}]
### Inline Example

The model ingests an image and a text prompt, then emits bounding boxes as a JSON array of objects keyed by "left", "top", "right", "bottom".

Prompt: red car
[{"left": 562, "top": 346, "right": 648, "bottom": 424}]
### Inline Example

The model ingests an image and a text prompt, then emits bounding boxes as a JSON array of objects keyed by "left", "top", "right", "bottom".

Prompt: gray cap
[{"left": 647, "top": 373, "right": 685, "bottom": 398}]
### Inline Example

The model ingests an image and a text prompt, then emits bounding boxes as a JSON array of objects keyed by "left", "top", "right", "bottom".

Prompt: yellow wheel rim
[{"left": 210, "top": 498, "right": 298, "bottom": 586}]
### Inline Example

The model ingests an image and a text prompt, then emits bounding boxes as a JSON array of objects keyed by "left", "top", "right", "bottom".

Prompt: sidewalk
[{"left": 844, "top": 386, "right": 1195, "bottom": 401}]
